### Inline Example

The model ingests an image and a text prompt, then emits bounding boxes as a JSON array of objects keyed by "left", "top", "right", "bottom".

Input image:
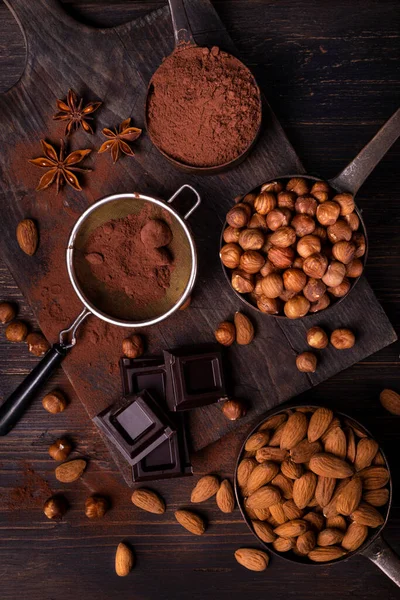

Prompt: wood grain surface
[{"left": 0, "top": 1, "right": 399, "bottom": 599}]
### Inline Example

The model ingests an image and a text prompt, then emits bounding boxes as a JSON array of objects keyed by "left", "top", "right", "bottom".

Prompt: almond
[
  {"left": 363, "top": 488, "right": 390, "bottom": 507},
  {"left": 344, "top": 418, "right": 367, "bottom": 438},
  {"left": 293, "top": 471, "right": 317, "bottom": 509},
  {"left": 175, "top": 510, "right": 206, "bottom": 535},
  {"left": 274, "top": 519, "right": 308, "bottom": 538},
  {"left": 245, "top": 432, "right": 270, "bottom": 452},
  {"left": 16, "top": 218, "right": 39, "bottom": 256},
  {"left": 191, "top": 475, "right": 220, "bottom": 502},
  {"left": 269, "top": 423, "right": 286, "bottom": 446},
  {"left": 308, "top": 546, "right": 345, "bottom": 562},
  {"left": 237, "top": 458, "right": 257, "bottom": 494},
  {"left": 308, "top": 408, "right": 333, "bottom": 442},
  {"left": 303, "top": 511, "right": 325, "bottom": 531},
  {"left": 290, "top": 439, "right": 322, "bottom": 463},
  {"left": 296, "top": 530, "right": 316, "bottom": 554},
  {"left": 266, "top": 513, "right": 281, "bottom": 528},
  {"left": 354, "top": 438, "right": 379, "bottom": 471},
  {"left": 253, "top": 507, "right": 271, "bottom": 521},
  {"left": 315, "top": 476, "right": 336, "bottom": 507},
  {"left": 216, "top": 479, "right": 235, "bottom": 513},
  {"left": 252, "top": 520, "right": 277, "bottom": 543},
  {"left": 345, "top": 427, "right": 357, "bottom": 463},
  {"left": 273, "top": 537, "right": 295, "bottom": 552},
  {"left": 282, "top": 499, "right": 304, "bottom": 521},
  {"left": 320, "top": 417, "right": 341, "bottom": 443},
  {"left": 247, "top": 462, "right": 280, "bottom": 495},
  {"left": 358, "top": 466, "right": 390, "bottom": 490},
  {"left": 234, "top": 312, "right": 254, "bottom": 345},
  {"left": 280, "top": 412, "right": 308, "bottom": 450},
  {"left": 323, "top": 427, "right": 347, "bottom": 459},
  {"left": 271, "top": 473, "right": 293, "bottom": 500},
  {"left": 234, "top": 548, "right": 269, "bottom": 571},
  {"left": 246, "top": 485, "right": 282, "bottom": 510},
  {"left": 309, "top": 453, "right": 354, "bottom": 479},
  {"left": 317, "top": 528, "right": 344, "bottom": 546},
  {"left": 350, "top": 502, "right": 384, "bottom": 528},
  {"left": 322, "top": 478, "right": 351, "bottom": 518},
  {"left": 380, "top": 388, "right": 400, "bottom": 415},
  {"left": 326, "top": 515, "right": 347, "bottom": 531},
  {"left": 55, "top": 459, "right": 87, "bottom": 483},
  {"left": 115, "top": 542, "right": 134, "bottom": 576},
  {"left": 281, "top": 458, "right": 303, "bottom": 479},
  {"left": 342, "top": 522, "right": 369, "bottom": 551},
  {"left": 131, "top": 489, "right": 165, "bottom": 514},
  {"left": 259, "top": 413, "right": 287, "bottom": 431},
  {"left": 269, "top": 502, "right": 288, "bottom": 524},
  {"left": 336, "top": 476, "right": 362, "bottom": 515},
  {"left": 256, "top": 447, "right": 288, "bottom": 463}
]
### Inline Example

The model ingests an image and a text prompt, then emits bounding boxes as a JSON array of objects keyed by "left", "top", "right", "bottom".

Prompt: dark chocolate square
[{"left": 120, "top": 357, "right": 166, "bottom": 401}]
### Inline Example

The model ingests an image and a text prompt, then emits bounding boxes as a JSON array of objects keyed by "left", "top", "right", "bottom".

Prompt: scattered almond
[
  {"left": 131, "top": 488, "right": 165, "bottom": 514},
  {"left": 115, "top": 542, "right": 134, "bottom": 576},
  {"left": 234, "top": 548, "right": 269, "bottom": 571},
  {"left": 191, "top": 475, "right": 220, "bottom": 503},
  {"left": 55, "top": 459, "right": 86, "bottom": 483},
  {"left": 216, "top": 479, "right": 235, "bottom": 513},
  {"left": 380, "top": 389, "right": 400, "bottom": 415},
  {"left": 16, "top": 218, "right": 39, "bottom": 255},
  {"left": 175, "top": 510, "right": 205, "bottom": 535},
  {"left": 234, "top": 312, "right": 254, "bottom": 345}
]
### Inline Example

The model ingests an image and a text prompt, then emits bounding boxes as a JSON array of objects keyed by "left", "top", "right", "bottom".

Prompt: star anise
[
  {"left": 29, "top": 139, "right": 92, "bottom": 194},
  {"left": 53, "top": 89, "right": 102, "bottom": 135},
  {"left": 98, "top": 118, "right": 142, "bottom": 163}
]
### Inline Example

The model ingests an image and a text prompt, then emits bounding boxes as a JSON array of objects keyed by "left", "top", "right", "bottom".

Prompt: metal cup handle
[
  {"left": 362, "top": 534, "right": 400, "bottom": 588},
  {"left": 167, "top": 184, "right": 201, "bottom": 220}
]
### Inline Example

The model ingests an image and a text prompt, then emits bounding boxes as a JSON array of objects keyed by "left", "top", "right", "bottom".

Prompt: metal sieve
[{"left": 0, "top": 184, "right": 200, "bottom": 435}]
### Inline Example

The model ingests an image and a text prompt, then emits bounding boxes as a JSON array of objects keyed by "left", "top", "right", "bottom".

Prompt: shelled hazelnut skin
[
  {"left": 261, "top": 273, "right": 283, "bottom": 298},
  {"left": 331, "top": 328, "right": 355, "bottom": 349},
  {"left": 43, "top": 495, "right": 68, "bottom": 519},
  {"left": 220, "top": 243, "right": 242, "bottom": 269},
  {"left": 296, "top": 352, "right": 317, "bottom": 373},
  {"left": 0, "top": 301, "right": 16, "bottom": 324},
  {"left": 240, "top": 251, "right": 265, "bottom": 274},
  {"left": 26, "top": 332, "right": 50, "bottom": 357},
  {"left": 48, "top": 438, "right": 72, "bottom": 461},
  {"left": 239, "top": 229, "right": 264, "bottom": 251},
  {"left": 223, "top": 226, "right": 241, "bottom": 244},
  {"left": 307, "top": 326, "right": 329, "bottom": 349},
  {"left": 122, "top": 334, "right": 144, "bottom": 359},
  {"left": 222, "top": 399, "right": 247, "bottom": 421},
  {"left": 215, "top": 321, "right": 236, "bottom": 346},
  {"left": 232, "top": 270, "right": 254, "bottom": 293},
  {"left": 42, "top": 390, "right": 67, "bottom": 414},
  {"left": 85, "top": 495, "right": 108, "bottom": 518},
  {"left": 5, "top": 320, "right": 28, "bottom": 342}
]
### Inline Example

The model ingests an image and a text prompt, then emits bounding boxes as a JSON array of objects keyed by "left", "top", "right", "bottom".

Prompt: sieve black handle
[{"left": 0, "top": 344, "right": 67, "bottom": 436}]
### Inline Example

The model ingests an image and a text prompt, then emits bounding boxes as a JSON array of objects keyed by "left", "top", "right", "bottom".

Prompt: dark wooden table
[{"left": 0, "top": 1, "right": 399, "bottom": 598}]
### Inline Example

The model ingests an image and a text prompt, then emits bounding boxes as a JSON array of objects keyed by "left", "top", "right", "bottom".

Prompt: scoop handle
[
  {"left": 362, "top": 534, "right": 400, "bottom": 588},
  {"left": 168, "top": 0, "right": 196, "bottom": 47},
  {"left": 329, "top": 108, "right": 400, "bottom": 194}
]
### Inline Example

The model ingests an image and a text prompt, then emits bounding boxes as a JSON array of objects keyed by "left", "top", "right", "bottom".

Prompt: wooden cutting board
[{"left": 0, "top": 0, "right": 396, "bottom": 487}]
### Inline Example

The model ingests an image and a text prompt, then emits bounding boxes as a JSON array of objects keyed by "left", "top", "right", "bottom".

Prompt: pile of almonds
[
  {"left": 237, "top": 406, "right": 389, "bottom": 563},
  {"left": 220, "top": 178, "right": 365, "bottom": 318}
]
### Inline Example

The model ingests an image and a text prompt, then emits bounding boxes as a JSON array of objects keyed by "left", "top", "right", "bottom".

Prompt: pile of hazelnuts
[{"left": 220, "top": 178, "right": 366, "bottom": 318}]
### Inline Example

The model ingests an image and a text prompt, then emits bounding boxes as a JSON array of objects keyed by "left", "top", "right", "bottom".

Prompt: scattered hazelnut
[
  {"left": 85, "top": 495, "right": 108, "bottom": 518},
  {"left": 238, "top": 228, "right": 264, "bottom": 251},
  {"left": 140, "top": 219, "right": 172, "bottom": 248},
  {"left": 295, "top": 196, "right": 317, "bottom": 217},
  {"left": 268, "top": 246, "right": 295, "bottom": 269},
  {"left": 43, "top": 495, "right": 68, "bottom": 519},
  {"left": 283, "top": 268, "right": 307, "bottom": 293},
  {"left": 260, "top": 260, "right": 278, "bottom": 277},
  {"left": 122, "top": 334, "right": 144, "bottom": 358},
  {"left": 346, "top": 259, "right": 364, "bottom": 278},
  {"left": 331, "top": 328, "right": 355, "bottom": 349},
  {"left": 261, "top": 273, "right": 284, "bottom": 298},
  {"left": 277, "top": 191, "right": 296, "bottom": 210},
  {"left": 240, "top": 250, "right": 265, "bottom": 274},
  {"left": 303, "top": 278, "right": 326, "bottom": 302},
  {"left": 284, "top": 295, "right": 310, "bottom": 319},
  {"left": 220, "top": 243, "right": 242, "bottom": 269},
  {"left": 26, "top": 332, "right": 50, "bottom": 356},
  {"left": 48, "top": 438, "right": 72, "bottom": 461},
  {"left": 215, "top": 321, "right": 236, "bottom": 346},
  {"left": 297, "top": 235, "right": 321, "bottom": 259},
  {"left": 316, "top": 201, "right": 340, "bottom": 226},
  {"left": 223, "top": 226, "right": 241, "bottom": 244},
  {"left": 5, "top": 320, "right": 28, "bottom": 342},
  {"left": 257, "top": 295, "right": 280, "bottom": 314},
  {"left": 42, "top": 390, "right": 67, "bottom": 414},
  {"left": 291, "top": 214, "right": 316, "bottom": 237},
  {"left": 0, "top": 301, "right": 17, "bottom": 324},
  {"left": 248, "top": 213, "right": 268, "bottom": 230},
  {"left": 232, "top": 270, "right": 254, "bottom": 293},
  {"left": 309, "top": 293, "right": 331, "bottom": 313},
  {"left": 322, "top": 261, "right": 346, "bottom": 287},
  {"left": 332, "top": 241, "right": 356, "bottom": 264},
  {"left": 222, "top": 399, "right": 247, "bottom": 420},
  {"left": 303, "top": 253, "right": 328, "bottom": 279},
  {"left": 333, "top": 193, "right": 355, "bottom": 216},
  {"left": 327, "top": 220, "right": 352, "bottom": 243},
  {"left": 352, "top": 232, "right": 366, "bottom": 258},
  {"left": 261, "top": 181, "right": 283, "bottom": 193},
  {"left": 344, "top": 212, "right": 360, "bottom": 231},
  {"left": 270, "top": 226, "right": 297, "bottom": 248},
  {"left": 328, "top": 277, "right": 351, "bottom": 297},
  {"left": 179, "top": 295, "right": 192, "bottom": 310},
  {"left": 307, "top": 326, "right": 328, "bottom": 349},
  {"left": 296, "top": 352, "right": 317, "bottom": 372},
  {"left": 266, "top": 208, "right": 291, "bottom": 230},
  {"left": 254, "top": 192, "right": 276, "bottom": 215},
  {"left": 286, "top": 177, "right": 309, "bottom": 196},
  {"left": 226, "top": 204, "right": 251, "bottom": 228}
]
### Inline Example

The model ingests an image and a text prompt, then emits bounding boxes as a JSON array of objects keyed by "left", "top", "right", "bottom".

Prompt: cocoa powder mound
[{"left": 147, "top": 45, "right": 261, "bottom": 167}]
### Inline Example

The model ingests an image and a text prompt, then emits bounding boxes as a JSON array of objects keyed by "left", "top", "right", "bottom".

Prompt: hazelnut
[
  {"left": 238, "top": 229, "right": 264, "bottom": 251},
  {"left": 48, "top": 438, "right": 72, "bottom": 461},
  {"left": 266, "top": 208, "right": 291, "bottom": 230},
  {"left": 291, "top": 214, "right": 315, "bottom": 237},
  {"left": 179, "top": 295, "right": 192, "bottom": 310},
  {"left": 296, "top": 352, "right": 317, "bottom": 373},
  {"left": 303, "top": 278, "right": 327, "bottom": 302},
  {"left": 322, "top": 261, "right": 346, "bottom": 287},
  {"left": 327, "top": 220, "right": 352, "bottom": 243},
  {"left": 293, "top": 256, "right": 304, "bottom": 269},
  {"left": 226, "top": 204, "right": 251, "bottom": 228},
  {"left": 257, "top": 295, "right": 280, "bottom": 314},
  {"left": 261, "top": 273, "right": 284, "bottom": 298},
  {"left": 295, "top": 196, "right": 317, "bottom": 217},
  {"left": 122, "top": 334, "right": 144, "bottom": 358},
  {"left": 220, "top": 243, "right": 242, "bottom": 269},
  {"left": 332, "top": 241, "right": 356, "bottom": 264},
  {"left": 248, "top": 213, "right": 268, "bottom": 230},
  {"left": 268, "top": 246, "right": 295, "bottom": 269},
  {"left": 254, "top": 192, "right": 276, "bottom": 215},
  {"left": 223, "top": 226, "right": 241, "bottom": 244},
  {"left": 303, "top": 253, "right": 328, "bottom": 279},
  {"left": 346, "top": 259, "right": 364, "bottom": 278},
  {"left": 333, "top": 193, "right": 355, "bottom": 216},
  {"left": 312, "top": 190, "right": 330, "bottom": 203},
  {"left": 344, "top": 213, "right": 360, "bottom": 231},
  {"left": 261, "top": 233, "right": 274, "bottom": 254},
  {"left": 331, "top": 328, "right": 355, "bottom": 349},
  {"left": 286, "top": 177, "right": 309, "bottom": 196},
  {"left": 297, "top": 235, "right": 321, "bottom": 259},
  {"left": 279, "top": 289, "right": 296, "bottom": 302},
  {"left": 243, "top": 192, "right": 257, "bottom": 206},
  {"left": 283, "top": 268, "right": 307, "bottom": 293},
  {"left": 316, "top": 201, "right": 340, "bottom": 226},
  {"left": 277, "top": 191, "right": 296, "bottom": 210},
  {"left": 352, "top": 232, "right": 366, "bottom": 258},
  {"left": 254, "top": 276, "right": 264, "bottom": 296},
  {"left": 260, "top": 260, "right": 278, "bottom": 277},
  {"left": 43, "top": 495, "right": 68, "bottom": 519},
  {"left": 309, "top": 293, "right": 331, "bottom": 313},
  {"left": 328, "top": 277, "right": 351, "bottom": 297},
  {"left": 222, "top": 398, "right": 247, "bottom": 420},
  {"left": 261, "top": 181, "right": 283, "bottom": 193},
  {"left": 215, "top": 321, "right": 236, "bottom": 346},
  {"left": 270, "top": 226, "right": 296, "bottom": 248},
  {"left": 311, "top": 181, "right": 331, "bottom": 201},
  {"left": 5, "top": 320, "right": 28, "bottom": 342},
  {"left": 307, "top": 326, "right": 328, "bottom": 349},
  {"left": 313, "top": 226, "right": 327, "bottom": 240},
  {"left": 0, "top": 301, "right": 16, "bottom": 324},
  {"left": 240, "top": 251, "right": 265, "bottom": 274},
  {"left": 26, "top": 332, "right": 50, "bottom": 357},
  {"left": 85, "top": 495, "right": 108, "bottom": 518},
  {"left": 284, "top": 295, "right": 310, "bottom": 319},
  {"left": 42, "top": 390, "right": 67, "bottom": 414},
  {"left": 232, "top": 270, "right": 254, "bottom": 293}
]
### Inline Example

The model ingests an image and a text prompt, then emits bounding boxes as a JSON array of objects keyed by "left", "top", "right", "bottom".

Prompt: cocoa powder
[{"left": 147, "top": 45, "right": 261, "bottom": 167}]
